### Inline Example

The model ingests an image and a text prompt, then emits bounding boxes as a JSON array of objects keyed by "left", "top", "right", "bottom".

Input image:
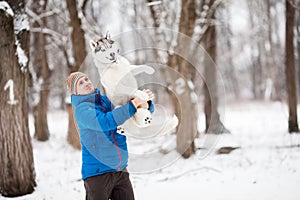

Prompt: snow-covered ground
[{"left": 1, "top": 101, "right": 300, "bottom": 200}]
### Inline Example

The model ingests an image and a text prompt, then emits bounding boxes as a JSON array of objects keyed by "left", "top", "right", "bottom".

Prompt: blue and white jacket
[{"left": 71, "top": 88, "right": 154, "bottom": 180}]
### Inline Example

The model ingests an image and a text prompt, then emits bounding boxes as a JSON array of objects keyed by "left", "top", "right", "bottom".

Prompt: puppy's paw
[
  {"left": 117, "top": 126, "right": 126, "bottom": 135},
  {"left": 134, "top": 108, "right": 152, "bottom": 128},
  {"left": 144, "top": 116, "right": 152, "bottom": 125},
  {"left": 134, "top": 90, "right": 149, "bottom": 101}
]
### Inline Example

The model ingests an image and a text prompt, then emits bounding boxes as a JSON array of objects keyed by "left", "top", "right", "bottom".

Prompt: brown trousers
[{"left": 84, "top": 170, "right": 135, "bottom": 200}]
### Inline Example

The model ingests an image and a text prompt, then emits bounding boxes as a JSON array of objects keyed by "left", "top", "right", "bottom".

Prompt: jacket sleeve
[{"left": 75, "top": 101, "right": 136, "bottom": 132}]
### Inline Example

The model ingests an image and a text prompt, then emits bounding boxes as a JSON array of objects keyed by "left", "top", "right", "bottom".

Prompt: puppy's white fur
[{"left": 90, "top": 33, "right": 178, "bottom": 135}]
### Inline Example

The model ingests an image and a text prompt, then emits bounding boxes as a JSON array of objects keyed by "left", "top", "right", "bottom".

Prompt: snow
[
  {"left": 15, "top": 40, "right": 28, "bottom": 71},
  {"left": 0, "top": 1, "right": 13, "bottom": 17},
  {"left": 146, "top": 1, "right": 162, "bottom": 7},
  {"left": 14, "top": 13, "right": 29, "bottom": 33},
  {"left": 1, "top": 101, "right": 300, "bottom": 200},
  {"left": 13, "top": 12, "right": 29, "bottom": 71}
]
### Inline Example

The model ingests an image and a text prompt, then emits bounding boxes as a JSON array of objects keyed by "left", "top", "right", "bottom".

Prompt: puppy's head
[{"left": 90, "top": 32, "right": 120, "bottom": 64}]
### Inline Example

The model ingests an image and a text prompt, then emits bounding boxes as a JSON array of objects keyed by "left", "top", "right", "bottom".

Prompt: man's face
[{"left": 76, "top": 76, "right": 94, "bottom": 95}]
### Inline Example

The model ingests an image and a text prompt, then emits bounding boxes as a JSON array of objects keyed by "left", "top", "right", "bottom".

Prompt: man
[{"left": 66, "top": 72, "right": 154, "bottom": 200}]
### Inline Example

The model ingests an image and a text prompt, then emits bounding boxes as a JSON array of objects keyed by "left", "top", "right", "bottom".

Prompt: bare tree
[
  {"left": 0, "top": 0, "right": 36, "bottom": 197},
  {"left": 66, "top": 0, "right": 87, "bottom": 149},
  {"left": 246, "top": 1, "right": 269, "bottom": 99},
  {"left": 165, "top": 0, "right": 197, "bottom": 158},
  {"left": 198, "top": 0, "right": 229, "bottom": 133},
  {"left": 30, "top": 0, "right": 52, "bottom": 141},
  {"left": 266, "top": 0, "right": 279, "bottom": 100},
  {"left": 297, "top": 1, "right": 300, "bottom": 94},
  {"left": 285, "top": 0, "right": 299, "bottom": 133},
  {"left": 245, "top": 1, "right": 285, "bottom": 101},
  {"left": 217, "top": 3, "right": 240, "bottom": 100}
]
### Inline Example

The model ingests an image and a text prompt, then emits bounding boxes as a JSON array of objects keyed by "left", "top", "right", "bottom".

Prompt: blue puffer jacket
[{"left": 71, "top": 88, "right": 154, "bottom": 180}]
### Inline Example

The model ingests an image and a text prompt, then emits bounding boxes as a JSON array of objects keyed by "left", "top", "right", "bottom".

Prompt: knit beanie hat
[{"left": 66, "top": 72, "right": 87, "bottom": 94}]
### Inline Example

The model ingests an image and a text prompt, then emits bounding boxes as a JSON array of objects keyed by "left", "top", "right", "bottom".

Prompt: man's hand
[
  {"left": 131, "top": 89, "right": 154, "bottom": 109},
  {"left": 131, "top": 95, "right": 147, "bottom": 109},
  {"left": 138, "top": 102, "right": 149, "bottom": 109}
]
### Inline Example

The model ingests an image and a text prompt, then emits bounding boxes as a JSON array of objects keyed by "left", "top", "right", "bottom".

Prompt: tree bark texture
[
  {"left": 297, "top": 2, "right": 300, "bottom": 99},
  {"left": 166, "top": 0, "right": 197, "bottom": 158},
  {"left": 0, "top": 0, "right": 36, "bottom": 197},
  {"left": 66, "top": 0, "right": 87, "bottom": 69},
  {"left": 202, "top": 0, "right": 229, "bottom": 134},
  {"left": 31, "top": 0, "right": 51, "bottom": 141},
  {"left": 66, "top": 0, "right": 87, "bottom": 149},
  {"left": 285, "top": 0, "right": 299, "bottom": 133}
]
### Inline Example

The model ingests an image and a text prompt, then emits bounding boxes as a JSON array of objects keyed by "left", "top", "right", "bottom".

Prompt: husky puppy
[{"left": 90, "top": 32, "right": 178, "bottom": 136}]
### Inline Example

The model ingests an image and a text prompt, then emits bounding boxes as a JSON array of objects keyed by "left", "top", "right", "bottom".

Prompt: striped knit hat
[{"left": 66, "top": 72, "right": 87, "bottom": 94}]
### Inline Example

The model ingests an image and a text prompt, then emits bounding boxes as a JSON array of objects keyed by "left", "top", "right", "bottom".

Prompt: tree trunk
[
  {"left": 0, "top": 0, "right": 36, "bottom": 197},
  {"left": 166, "top": 0, "right": 197, "bottom": 158},
  {"left": 222, "top": 5, "right": 240, "bottom": 99},
  {"left": 67, "top": 104, "right": 81, "bottom": 149},
  {"left": 33, "top": 90, "right": 50, "bottom": 141},
  {"left": 66, "top": 0, "right": 87, "bottom": 67},
  {"left": 285, "top": 0, "right": 299, "bottom": 133},
  {"left": 201, "top": 0, "right": 229, "bottom": 134},
  {"left": 297, "top": 2, "right": 300, "bottom": 96},
  {"left": 66, "top": 0, "right": 87, "bottom": 149},
  {"left": 31, "top": 0, "right": 51, "bottom": 141},
  {"left": 246, "top": 1, "right": 266, "bottom": 100},
  {"left": 266, "top": 0, "right": 281, "bottom": 100}
]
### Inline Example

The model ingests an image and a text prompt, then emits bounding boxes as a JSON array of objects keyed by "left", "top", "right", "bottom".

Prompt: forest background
[{"left": 0, "top": 0, "right": 300, "bottom": 199}]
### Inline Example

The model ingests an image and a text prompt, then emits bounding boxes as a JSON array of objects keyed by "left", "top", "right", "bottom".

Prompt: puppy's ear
[
  {"left": 106, "top": 31, "right": 111, "bottom": 40},
  {"left": 90, "top": 40, "right": 97, "bottom": 50}
]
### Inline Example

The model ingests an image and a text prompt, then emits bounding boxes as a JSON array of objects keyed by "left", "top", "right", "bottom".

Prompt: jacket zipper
[
  {"left": 110, "top": 130, "right": 122, "bottom": 171},
  {"left": 97, "top": 93, "right": 122, "bottom": 171}
]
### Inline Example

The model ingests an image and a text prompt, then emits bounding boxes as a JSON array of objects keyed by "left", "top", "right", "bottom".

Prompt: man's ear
[{"left": 90, "top": 40, "right": 97, "bottom": 50}]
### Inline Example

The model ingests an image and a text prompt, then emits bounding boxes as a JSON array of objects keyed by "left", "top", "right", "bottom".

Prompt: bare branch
[
  {"left": 39, "top": 9, "right": 60, "bottom": 18},
  {"left": 81, "top": 0, "right": 89, "bottom": 17},
  {"left": 30, "top": 27, "right": 67, "bottom": 42},
  {"left": 26, "top": 7, "right": 43, "bottom": 25},
  {"left": 196, "top": 0, "right": 223, "bottom": 43},
  {"left": 26, "top": 7, "right": 59, "bottom": 25},
  {"left": 80, "top": 14, "right": 103, "bottom": 37},
  {"left": 63, "top": 47, "right": 73, "bottom": 70}
]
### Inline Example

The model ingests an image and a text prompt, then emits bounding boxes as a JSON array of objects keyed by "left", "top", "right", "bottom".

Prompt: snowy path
[{"left": 1, "top": 101, "right": 300, "bottom": 200}]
